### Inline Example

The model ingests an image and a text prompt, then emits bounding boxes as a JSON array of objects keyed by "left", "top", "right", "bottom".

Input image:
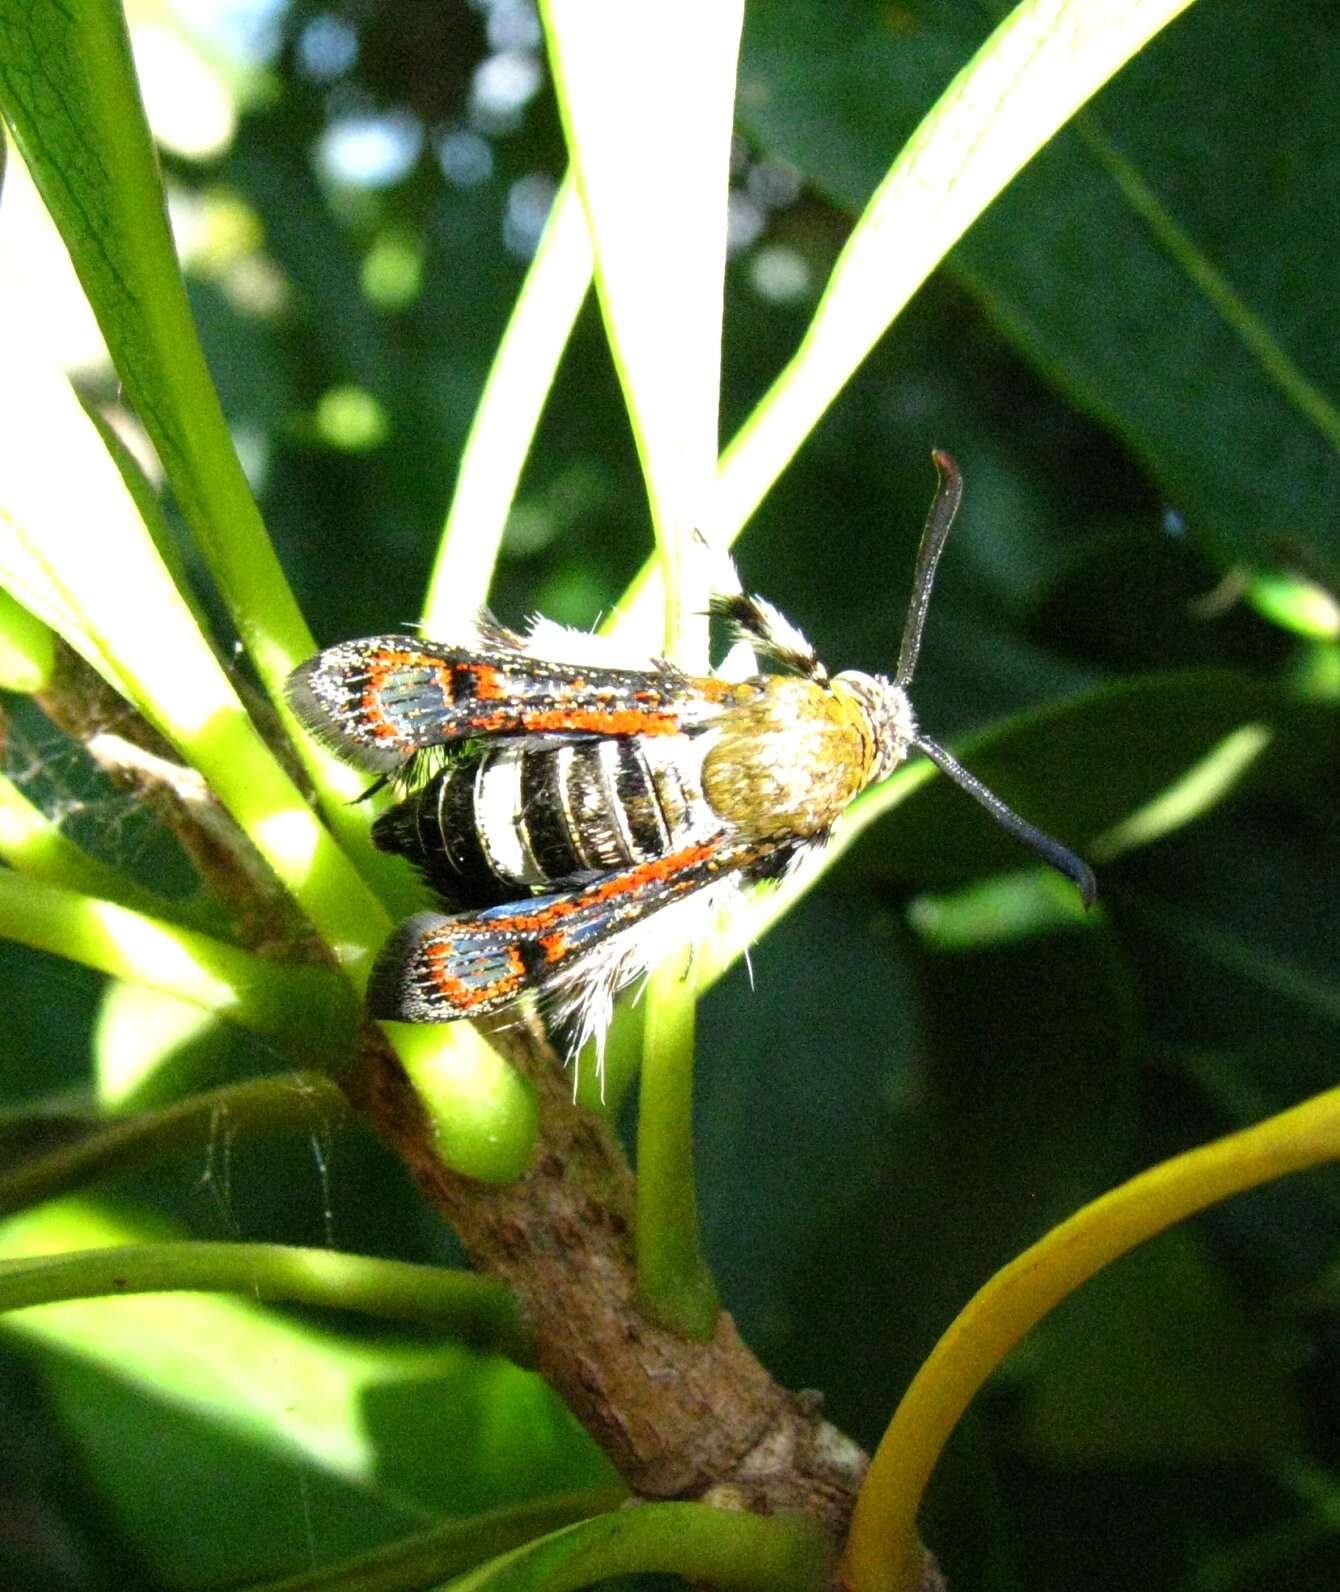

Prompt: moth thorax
[
  {"left": 700, "top": 676, "right": 877, "bottom": 840},
  {"left": 830, "top": 671, "right": 916, "bottom": 786}
]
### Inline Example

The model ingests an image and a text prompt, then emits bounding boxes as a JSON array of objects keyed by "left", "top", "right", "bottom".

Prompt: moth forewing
[{"left": 284, "top": 633, "right": 737, "bottom": 773}]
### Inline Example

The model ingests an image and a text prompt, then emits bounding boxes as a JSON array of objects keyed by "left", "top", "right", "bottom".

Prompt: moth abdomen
[{"left": 373, "top": 736, "right": 718, "bottom": 909}]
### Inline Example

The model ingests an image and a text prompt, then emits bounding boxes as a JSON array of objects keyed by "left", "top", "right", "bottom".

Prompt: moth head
[{"left": 830, "top": 670, "right": 916, "bottom": 786}]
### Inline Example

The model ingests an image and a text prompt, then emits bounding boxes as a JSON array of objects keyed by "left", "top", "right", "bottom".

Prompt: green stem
[
  {"left": 0, "top": 1072, "right": 346, "bottom": 1219},
  {"left": 635, "top": 949, "right": 719, "bottom": 1338},
  {"left": 0, "top": 1240, "right": 530, "bottom": 1362},
  {"left": 0, "top": 870, "right": 354, "bottom": 1052},
  {"left": 447, "top": 1501, "right": 829, "bottom": 1592}
]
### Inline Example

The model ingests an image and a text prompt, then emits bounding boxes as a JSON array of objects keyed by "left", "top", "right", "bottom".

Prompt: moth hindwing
[{"left": 286, "top": 454, "right": 1095, "bottom": 1057}]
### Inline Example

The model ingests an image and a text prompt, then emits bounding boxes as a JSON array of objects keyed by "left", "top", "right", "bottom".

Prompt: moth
[{"left": 287, "top": 452, "right": 1094, "bottom": 1056}]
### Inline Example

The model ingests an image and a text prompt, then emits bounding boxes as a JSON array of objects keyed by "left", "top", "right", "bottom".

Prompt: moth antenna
[
  {"left": 895, "top": 449, "right": 963, "bottom": 689},
  {"left": 913, "top": 734, "right": 1097, "bottom": 908}
]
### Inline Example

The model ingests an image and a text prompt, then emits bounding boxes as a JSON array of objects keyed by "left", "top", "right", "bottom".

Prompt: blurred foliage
[{"left": 1, "top": 1, "right": 1339, "bottom": 1589}]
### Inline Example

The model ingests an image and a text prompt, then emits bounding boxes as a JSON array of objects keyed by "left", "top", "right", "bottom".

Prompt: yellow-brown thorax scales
[{"left": 701, "top": 675, "right": 897, "bottom": 841}]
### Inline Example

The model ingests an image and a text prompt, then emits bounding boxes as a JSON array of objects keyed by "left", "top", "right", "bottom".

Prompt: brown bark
[
  {"left": 347, "top": 1015, "right": 944, "bottom": 1591},
  {"left": 34, "top": 639, "right": 320, "bottom": 958}
]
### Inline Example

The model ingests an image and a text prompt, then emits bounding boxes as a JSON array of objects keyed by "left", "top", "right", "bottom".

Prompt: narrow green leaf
[
  {"left": 423, "top": 171, "right": 592, "bottom": 636},
  {"left": 0, "top": 1201, "right": 610, "bottom": 1586},
  {"left": 0, "top": 0, "right": 311, "bottom": 692},
  {"left": 0, "top": 584, "right": 53, "bottom": 690},
  {"left": 0, "top": 2, "right": 415, "bottom": 899},
  {"left": 542, "top": 0, "right": 744, "bottom": 664},
  {"left": 94, "top": 980, "right": 235, "bottom": 1110},
  {"left": 0, "top": 324, "right": 388, "bottom": 971},
  {"left": 739, "top": 0, "right": 1340, "bottom": 592},
  {"left": 247, "top": 1488, "right": 628, "bottom": 1592}
]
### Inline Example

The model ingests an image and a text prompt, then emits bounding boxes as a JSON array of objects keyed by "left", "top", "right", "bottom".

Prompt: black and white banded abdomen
[{"left": 372, "top": 736, "right": 718, "bottom": 906}]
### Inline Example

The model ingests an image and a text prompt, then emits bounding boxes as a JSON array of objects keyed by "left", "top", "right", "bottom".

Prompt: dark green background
[{"left": 3, "top": 1, "right": 1339, "bottom": 1587}]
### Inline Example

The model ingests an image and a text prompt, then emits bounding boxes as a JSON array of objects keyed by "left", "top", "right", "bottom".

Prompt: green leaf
[
  {"left": 615, "top": 0, "right": 1199, "bottom": 641},
  {"left": 0, "top": 585, "right": 54, "bottom": 690},
  {"left": 738, "top": 0, "right": 1340, "bottom": 590},
  {"left": 0, "top": 869, "right": 354, "bottom": 1055},
  {"left": 0, "top": 330, "right": 536, "bottom": 1181},
  {"left": 711, "top": 899, "right": 1138, "bottom": 1407},
  {"left": 0, "top": 2, "right": 420, "bottom": 913},
  {"left": 1110, "top": 803, "right": 1340, "bottom": 1108},
  {"left": 0, "top": 327, "right": 389, "bottom": 973},
  {"left": 423, "top": 171, "right": 592, "bottom": 636},
  {"left": 916, "top": 926, "right": 1142, "bottom": 1240},
  {"left": 241, "top": 1488, "right": 629, "bottom": 1592},
  {"left": 94, "top": 981, "right": 237, "bottom": 1110}
]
